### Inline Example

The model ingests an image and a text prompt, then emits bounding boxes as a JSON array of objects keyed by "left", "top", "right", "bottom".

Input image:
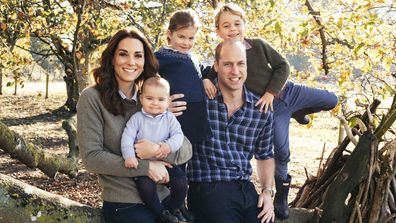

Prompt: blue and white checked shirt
[{"left": 187, "top": 86, "right": 274, "bottom": 182}]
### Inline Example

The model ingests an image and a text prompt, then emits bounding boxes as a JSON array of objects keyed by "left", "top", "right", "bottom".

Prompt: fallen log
[
  {"left": 0, "top": 121, "right": 78, "bottom": 178},
  {"left": 0, "top": 173, "right": 102, "bottom": 223}
]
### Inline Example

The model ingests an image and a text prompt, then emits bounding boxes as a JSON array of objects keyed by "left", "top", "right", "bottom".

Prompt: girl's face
[
  {"left": 216, "top": 11, "right": 246, "bottom": 42},
  {"left": 112, "top": 37, "right": 145, "bottom": 87},
  {"left": 167, "top": 26, "right": 198, "bottom": 54}
]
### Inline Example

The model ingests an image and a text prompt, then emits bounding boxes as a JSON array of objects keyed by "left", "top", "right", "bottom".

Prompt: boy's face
[
  {"left": 216, "top": 11, "right": 246, "bottom": 42},
  {"left": 167, "top": 26, "right": 198, "bottom": 54},
  {"left": 140, "top": 85, "right": 170, "bottom": 116}
]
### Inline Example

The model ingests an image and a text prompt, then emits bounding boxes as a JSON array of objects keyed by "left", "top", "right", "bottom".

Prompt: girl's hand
[
  {"left": 169, "top": 94, "right": 187, "bottom": 117},
  {"left": 135, "top": 139, "right": 160, "bottom": 159},
  {"left": 203, "top": 79, "right": 217, "bottom": 99},
  {"left": 255, "top": 92, "right": 274, "bottom": 113}
]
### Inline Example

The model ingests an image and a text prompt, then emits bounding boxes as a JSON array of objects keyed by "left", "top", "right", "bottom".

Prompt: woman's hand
[
  {"left": 148, "top": 160, "right": 172, "bottom": 184},
  {"left": 135, "top": 139, "right": 160, "bottom": 159},
  {"left": 168, "top": 94, "right": 187, "bottom": 117},
  {"left": 203, "top": 79, "right": 217, "bottom": 99},
  {"left": 255, "top": 92, "right": 274, "bottom": 113}
]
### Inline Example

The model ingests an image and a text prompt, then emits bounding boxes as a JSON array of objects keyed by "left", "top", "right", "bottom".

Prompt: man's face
[{"left": 214, "top": 43, "right": 247, "bottom": 93}]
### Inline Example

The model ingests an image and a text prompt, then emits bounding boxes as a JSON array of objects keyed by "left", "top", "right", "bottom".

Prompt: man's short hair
[{"left": 214, "top": 39, "right": 246, "bottom": 62}]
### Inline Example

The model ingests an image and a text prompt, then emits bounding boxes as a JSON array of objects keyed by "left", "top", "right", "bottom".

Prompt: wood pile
[{"left": 291, "top": 98, "right": 396, "bottom": 223}]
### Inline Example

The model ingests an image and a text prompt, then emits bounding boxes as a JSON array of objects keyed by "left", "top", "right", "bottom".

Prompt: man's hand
[
  {"left": 203, "top": 79, "right": 217, "bottom": 99},
  {"left": 168, "top": 94, "right": 187, "bottom": 117},
  {"left": 124, "top": 157, "right": 139, "bottom": 168},
  {"left": 257, "top": 191, "right": 275, "bottom": 223},
  {"left": 255, "top": 92, "right": 274, "bottom": 113}
]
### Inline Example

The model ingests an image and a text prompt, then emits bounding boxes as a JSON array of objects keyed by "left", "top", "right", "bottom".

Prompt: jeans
[
  {"left": 187, "top": 180, "right": 261, "bottom": 223},
  {"left": 102, "top": 201, "right": 158, "bottom": 223},
  {"left": 273, "top": 81, "right": 338, "bottom": 179}
]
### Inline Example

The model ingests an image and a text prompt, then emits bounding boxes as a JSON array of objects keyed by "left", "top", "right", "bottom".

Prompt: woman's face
[
  {"left": 112, "top": 37, "right": 145, "bottom": 87},
  {"left": 216, "top": 11, "right": 246, "bottom": 42}
]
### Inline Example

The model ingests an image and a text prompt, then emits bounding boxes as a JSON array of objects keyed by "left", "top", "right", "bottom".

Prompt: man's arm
[{"left": 257, "top": 158, "right": 275, "bottom": 223}]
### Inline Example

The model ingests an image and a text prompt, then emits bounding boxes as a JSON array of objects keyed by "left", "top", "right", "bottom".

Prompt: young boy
[{"left": 121, "top": 76, "right": 187, "bottom": 223}]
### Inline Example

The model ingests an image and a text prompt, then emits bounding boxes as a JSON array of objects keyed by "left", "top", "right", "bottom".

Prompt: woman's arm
[{"left": 77, "top": 88, "right": 150, "bottom": 177}]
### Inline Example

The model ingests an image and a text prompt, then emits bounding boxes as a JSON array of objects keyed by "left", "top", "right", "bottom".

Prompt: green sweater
[
  {"left": 77, "top": 87, "right": 192, "bottom": 203},
  {"left": 207, "top": 38, "right": 290, "bottom": 96}
]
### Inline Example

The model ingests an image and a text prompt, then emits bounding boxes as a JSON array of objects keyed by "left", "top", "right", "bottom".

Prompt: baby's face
[{"left": 140, "top": 85, "right": 169, "bottom": 116}]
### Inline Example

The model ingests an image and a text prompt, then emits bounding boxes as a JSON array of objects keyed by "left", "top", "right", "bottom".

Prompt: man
[{"left": 187, "top": 39, "right": 275, "bottom": 223}]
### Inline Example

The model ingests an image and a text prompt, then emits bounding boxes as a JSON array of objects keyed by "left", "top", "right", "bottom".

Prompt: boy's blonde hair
[
  {"left": 141, "top": 75, "right": 170, "bottom": 95},
  {"left": 214, "top": 3, "right": 246, "bottom": 28}
]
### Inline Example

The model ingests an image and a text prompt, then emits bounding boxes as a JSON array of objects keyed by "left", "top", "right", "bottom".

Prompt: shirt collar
[
  {"left": 118, "top": 88, "right": 138, "bottom": 101},
  {"left": 141, "top": 108, "right": 167, "bottom": 118}
]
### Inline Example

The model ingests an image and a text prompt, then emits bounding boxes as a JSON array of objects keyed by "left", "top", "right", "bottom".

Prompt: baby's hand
[
  {"left": 255, "top": 92, "right": 274, "bottom": 113},
  {"left": 155, "top": 143, "right": 171, "bottom": 159},
  {"left": 125, "top": 157, "right": 139, "bottom": 168},
  {"left": 203, "top": 79, "right": 217, "bottom": 99}
]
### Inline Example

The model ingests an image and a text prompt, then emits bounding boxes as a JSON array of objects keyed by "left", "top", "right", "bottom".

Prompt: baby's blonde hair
[{"left": 141, "top": 75, "right": 170, "bottom": 95}]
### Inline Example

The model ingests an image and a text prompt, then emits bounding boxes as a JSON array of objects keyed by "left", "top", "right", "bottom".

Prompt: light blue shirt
[{"left": 120, "top": 109, "right": 184, "bottom": 159}]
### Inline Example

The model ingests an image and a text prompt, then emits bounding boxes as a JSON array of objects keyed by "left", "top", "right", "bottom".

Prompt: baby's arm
[
  {"left": 120, "top": 114, "right": 140, "bottom": 168},
  {"left": 156, "top": 112, "right": 184, "bottom": 159}
]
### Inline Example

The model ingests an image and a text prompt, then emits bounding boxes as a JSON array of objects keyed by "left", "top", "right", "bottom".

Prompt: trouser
[
  {"left": 134, "top": 165, "right": 188, "bottom": 215},
  {"left": 102, "top": 197, "right": 170, "bottom": 223},
  {"left": 187, "top": 180, "right": 262, "bottom": 223},
  {"left": 273, "top": 81, "right": 338, "bottom": 180}
]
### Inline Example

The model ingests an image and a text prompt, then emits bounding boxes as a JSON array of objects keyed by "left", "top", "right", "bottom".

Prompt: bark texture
[{"left": 0, "top": 173, "right": 102, "bottom": 223}]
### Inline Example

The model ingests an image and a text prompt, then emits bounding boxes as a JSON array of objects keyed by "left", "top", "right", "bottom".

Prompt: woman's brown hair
[{"left": 93, "top": 28, "right": 158, "bottom": 115}]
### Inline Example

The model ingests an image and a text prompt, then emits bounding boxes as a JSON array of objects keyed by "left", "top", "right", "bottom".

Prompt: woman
[{"left": 77, "top": 28, "right": 192, "bottom": 223}]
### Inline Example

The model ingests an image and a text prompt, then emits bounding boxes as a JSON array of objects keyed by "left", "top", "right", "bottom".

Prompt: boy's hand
[
  {"left": 255, "top": 92, "right": 274, "bottom": 113},
  {"left": 203, "top": 79, "right": 217, "bottom": 99},
  {"left": 155, "top": 143, "right": 171, "bottom": 159},
  {"left": 125, "top": 157, "right": 139, "bottom": 168}
]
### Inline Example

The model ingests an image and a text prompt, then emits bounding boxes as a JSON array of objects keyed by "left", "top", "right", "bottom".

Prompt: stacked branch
[{"left": 291, "top": 98, "right": 396, "bottom": 223}]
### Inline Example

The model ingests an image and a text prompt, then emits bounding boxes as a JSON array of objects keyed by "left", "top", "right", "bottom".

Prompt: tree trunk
[
  {"left": 0, "top": 121, "right": 79, "bottom": 178},
  {"left": 63, "top": 74, "right": 79, "bottom": 113},
  {"left": 0, "top": 173, "right": 103, "bottom": 223},
  {"left": 0, "top": 69, "right": 3, "bottom": 95}
]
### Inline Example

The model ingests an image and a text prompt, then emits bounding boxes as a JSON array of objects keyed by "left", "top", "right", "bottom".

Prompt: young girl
[
  {"left": 155, "top": 9, "right": 212, "bottom": 144},
  {"left": 205, "top": 3, "right": 338, "bottom": 220},
  {"left": 154, "top": 9, "right": 211, "bottom": 222}
]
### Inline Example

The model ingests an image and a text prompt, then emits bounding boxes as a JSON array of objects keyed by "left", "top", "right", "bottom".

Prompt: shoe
[
  {"left": 160, "top": 210, "right": 178, "bottom": 223},
  {"left": 291, "top": 112, "right": 310, "bottom": 125},
  {"left": 274, "top": 174, "right": 291, "bottom": 220},
  {"left": 180, "top": 203, "right": 195, "bottom": 222},
  {"left": 173, "top": 209, "right": 187, "bottom": 222}
]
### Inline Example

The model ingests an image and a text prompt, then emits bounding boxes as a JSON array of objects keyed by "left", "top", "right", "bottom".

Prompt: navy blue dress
[{"left": 155, "top": 48, "right": 212, "bottom": 143}]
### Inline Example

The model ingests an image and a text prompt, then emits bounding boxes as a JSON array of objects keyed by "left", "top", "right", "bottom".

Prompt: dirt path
[{"left": 0, "top": 82, "right": 339, "bottom": 207}]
